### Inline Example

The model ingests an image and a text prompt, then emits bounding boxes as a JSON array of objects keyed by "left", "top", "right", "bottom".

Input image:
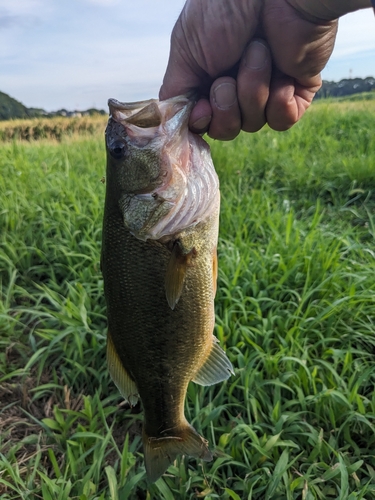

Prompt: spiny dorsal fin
[
  {"left": 143, "top": 423, "right": 212, "bottom": 483},
  {"left": 107, "top": 331, "right": 139, "bottom": 406},
  {"left": 192, "top": 337, "right": 234, "bottom": 386},
  {"left": 165, "top": 241, "right": 196, "bottom": 310}
]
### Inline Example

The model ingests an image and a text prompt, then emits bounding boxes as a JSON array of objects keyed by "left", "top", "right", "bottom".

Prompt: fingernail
[
  {"left": 245, "top": 41, "right": 267, "bottom": 70},
  {"left": 213, "top": 83, "right": 236, "bottom": 110},
  {"left": 191, "top": 115, "right": 211, "bottom": 131}
]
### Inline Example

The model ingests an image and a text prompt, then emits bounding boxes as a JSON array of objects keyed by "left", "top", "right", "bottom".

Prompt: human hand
[
  {"left": 159, "top": 0, "right": 341, "bottom": 140},
  {"left": 287, "top": 0, "right": 373, "bottom": 21}
]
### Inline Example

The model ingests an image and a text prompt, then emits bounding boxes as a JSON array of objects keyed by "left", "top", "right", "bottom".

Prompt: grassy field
[{"left": 1, "top": 98, "right": 375, "bottom": 499}]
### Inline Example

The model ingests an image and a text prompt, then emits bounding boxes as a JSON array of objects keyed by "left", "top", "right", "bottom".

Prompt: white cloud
[
  {"left": 0, "top": 0, "right": 185, "bottom": 110},
  {"left": 80, "top": 0, "right": 122, "bottom": 5},
  {"left": 321, "top": 8, "right": 375, "bottom": 81},
  {"left": 0, "top": 0, "right": 53, "bottom": 21},
  {"left": 331, "top": 9, "right": 375, "bottom": 58},
  {"left": 0, "top": 1, "right": 374, "bottom": 110}
]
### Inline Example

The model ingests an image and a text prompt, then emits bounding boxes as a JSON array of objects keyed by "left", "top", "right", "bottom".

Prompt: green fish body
[{"left": 101, "top": 95, "right": 233, "bottom": 482}]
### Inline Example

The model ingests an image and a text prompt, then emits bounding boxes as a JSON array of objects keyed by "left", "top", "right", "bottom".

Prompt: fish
[{"left": 101, "top": 94, "right": 234, "bottom": 483}]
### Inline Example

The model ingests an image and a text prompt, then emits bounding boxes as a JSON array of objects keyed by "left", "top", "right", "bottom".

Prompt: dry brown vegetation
[{"left": 0, "top": 115, "right": 107, "bottom": 141}]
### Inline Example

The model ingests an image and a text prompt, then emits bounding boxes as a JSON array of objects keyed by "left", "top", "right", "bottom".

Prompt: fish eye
[{"left": 109, "top": 140, "right": 126, "bottom": 160}]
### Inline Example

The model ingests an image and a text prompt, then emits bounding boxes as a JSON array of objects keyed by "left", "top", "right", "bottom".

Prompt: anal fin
[
  {"left": 165, "top": 241, "right": 196, "bottom": 310},
  {"left": 192, "top": 337, "right": 234, "bottom": 386},
  {"left": 107, "top": 330, "right": 139, "bottom": 406}
]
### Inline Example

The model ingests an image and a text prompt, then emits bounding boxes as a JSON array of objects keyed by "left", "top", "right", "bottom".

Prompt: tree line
[{"left": 1, "top": 78, "right": 375, "bottom": 120}]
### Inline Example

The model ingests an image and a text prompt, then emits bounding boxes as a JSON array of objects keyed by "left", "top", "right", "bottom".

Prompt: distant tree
[
  {"left": 0, "top": 90, "right": 106, "bottom": 121},
  {"left": 316, "top": 77, "right": 375, "bottom": 99},
  {"left": 0, "top": 91, "right": 31, "bottom": 120}
]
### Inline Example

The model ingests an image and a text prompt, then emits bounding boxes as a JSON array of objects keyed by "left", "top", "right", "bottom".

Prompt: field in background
[
  {"left": 1, "top": 99, "right": 375, "bottom": 499},
  {"left": 0, "top": 92, "right": 374, "bottom": 142},
  {"left": 0, "top": 115, "right": 107, "bottom": 142}
]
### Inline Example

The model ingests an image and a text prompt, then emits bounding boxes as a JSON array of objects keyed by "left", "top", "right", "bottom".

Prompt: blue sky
[{"left": 0, "top": 0, "right": 374, "bottom": 112}]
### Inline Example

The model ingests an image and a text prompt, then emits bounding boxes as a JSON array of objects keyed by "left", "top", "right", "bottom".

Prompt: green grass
[
  {"left": 1, "top": 101, "right": 375, "bottom": 499},
  {"left": 336, "top": 91, "right": 375, "bottom": 103}
]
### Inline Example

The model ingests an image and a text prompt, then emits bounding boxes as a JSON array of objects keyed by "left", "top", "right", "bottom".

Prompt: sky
[{"left": 0, "top": 0, "right": 374, "bottom": 112}]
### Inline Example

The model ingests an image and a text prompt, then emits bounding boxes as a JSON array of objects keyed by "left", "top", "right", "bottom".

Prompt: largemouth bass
[{"left": 101, "top": 95, "right": 233, "bottom": 483}]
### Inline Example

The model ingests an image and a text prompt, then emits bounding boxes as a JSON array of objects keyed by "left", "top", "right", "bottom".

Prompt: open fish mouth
[{"left": 108, "top": 96, "right": 191, "bottom": 129}]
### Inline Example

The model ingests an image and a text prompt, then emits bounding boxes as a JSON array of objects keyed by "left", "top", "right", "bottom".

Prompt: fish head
[
  {"left": 105, "top": 96, "right": 193, "bottom": 196},
  {"left": 105, "top": 95, "right": 219, "bottom": 241}
]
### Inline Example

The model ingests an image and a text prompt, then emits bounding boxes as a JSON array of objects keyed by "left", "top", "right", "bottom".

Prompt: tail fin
[{"left": 143, "top": 424, "right": 212, "bottom": 483}]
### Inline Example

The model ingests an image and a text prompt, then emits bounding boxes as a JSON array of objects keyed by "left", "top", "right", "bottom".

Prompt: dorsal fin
[{"left": 107, "top": 331, "right": 139, "bottom": 406}]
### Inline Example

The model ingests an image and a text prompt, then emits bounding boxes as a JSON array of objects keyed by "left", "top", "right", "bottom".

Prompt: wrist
[{"left": 286, "top": 0, "right": 372, "bottom": 21}]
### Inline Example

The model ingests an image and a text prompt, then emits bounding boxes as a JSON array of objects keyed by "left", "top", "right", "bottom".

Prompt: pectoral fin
[
  {"left": 192, "top": 337, "right": 234, "bottom": 386},
  {"left": 165, "top": 241, "right": 196, "bottom": 310},
  {"left": 107, "top": 331, "right": 139, "bottom": 406}
]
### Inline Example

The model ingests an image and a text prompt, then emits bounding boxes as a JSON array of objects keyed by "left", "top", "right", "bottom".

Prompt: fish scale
[{"left": 103, "top": 209, "right": 216, "bottom": 428}]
